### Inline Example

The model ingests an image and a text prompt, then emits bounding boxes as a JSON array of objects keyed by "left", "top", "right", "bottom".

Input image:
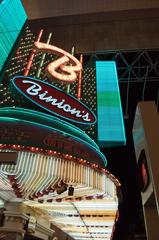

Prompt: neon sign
[
  {"left": 0, "top": 113, "right": 106, "bottom": 166},
  {"left": 34, "top": 42, "right": 82, "bottom": 83},
  {"left": 10, "top": 76, "right": 96, "bottom": 125}
]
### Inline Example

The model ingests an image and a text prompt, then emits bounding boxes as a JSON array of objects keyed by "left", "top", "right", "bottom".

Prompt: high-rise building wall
[{"left": 0, "top": 0, "right": 27, "bottom": 73}]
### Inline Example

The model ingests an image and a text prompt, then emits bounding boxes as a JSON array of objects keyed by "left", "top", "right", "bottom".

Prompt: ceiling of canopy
[
  {"left": 21, "top": 0, "right": 159, "bottom": 20},
  {"left": 0, "top": 149, "right": 119, "bottom": 240}
]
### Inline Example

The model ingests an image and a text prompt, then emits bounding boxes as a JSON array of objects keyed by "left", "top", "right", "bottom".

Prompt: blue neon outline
[
  {"left": 0, "top": 116, "right": 106, "bottom": 167},
  {"left": 10, "top": 76, "right": 97, "bottom": 125}
]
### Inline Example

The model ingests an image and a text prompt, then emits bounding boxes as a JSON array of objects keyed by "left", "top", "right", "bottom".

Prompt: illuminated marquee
[
  {"left": 10, "top": 76, "right": 96, "bottom": 125},
  {"left": 34, "top": 42, "right": 82, "bottom": 83},
  {"left": 0, "top": 108, "right": 105, "bottom": 166}
]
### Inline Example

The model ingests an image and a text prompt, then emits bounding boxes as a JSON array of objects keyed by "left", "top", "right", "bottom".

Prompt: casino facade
[
  {"left": 1, "top": 1, "right": 159, "bottom": 240},
  {"left": 0, "top": 1, "right": 127, "bottom": 240}
]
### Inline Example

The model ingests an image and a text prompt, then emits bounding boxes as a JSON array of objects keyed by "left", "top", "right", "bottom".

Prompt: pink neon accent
[
  {"left": 34, "top": 42, "right": 82, "bottom": 83},
  {"left": 77, "top": 54, "right": 83, "bottom": 100},
  {"left": 24, "top": 30, "right": 43, "bottom": 76}
]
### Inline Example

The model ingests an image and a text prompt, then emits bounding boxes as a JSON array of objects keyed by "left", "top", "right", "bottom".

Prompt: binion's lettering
[{"left": 22, "top": 80, "right": 91, "bottom": 122}]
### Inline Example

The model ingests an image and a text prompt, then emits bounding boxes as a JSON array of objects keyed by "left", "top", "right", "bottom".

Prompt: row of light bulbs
[{"left": 0, "top": 143, "right": 120, "bottom": 186}]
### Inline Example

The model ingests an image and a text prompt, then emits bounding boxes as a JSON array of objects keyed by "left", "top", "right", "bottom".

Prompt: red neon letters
[{"left": 34, "top": 42, "right": 82, "bottom": 83}]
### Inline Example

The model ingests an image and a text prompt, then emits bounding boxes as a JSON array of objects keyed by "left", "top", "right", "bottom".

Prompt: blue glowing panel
[
  {"left": 0, "top": 0, "right": 27, "bottom": 71},
  {"left": 96, "top": 61, "right": 126, "bottom": 147}
]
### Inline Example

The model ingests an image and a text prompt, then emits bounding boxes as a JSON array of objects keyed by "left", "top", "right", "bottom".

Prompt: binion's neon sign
[
  {"left": 10, "top": 76, "right": 96, "bottom": 125},
  {"left": 9, "top": 42, "right": 96, "bottom": 125}
]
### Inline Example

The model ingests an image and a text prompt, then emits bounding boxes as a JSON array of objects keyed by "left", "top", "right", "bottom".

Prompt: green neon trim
[
  {"left": 0, "top": 116, "right": 107, "bottom": 167},
  {"left": 0, "top": 107, "right": 98, "bottom": 150}
]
